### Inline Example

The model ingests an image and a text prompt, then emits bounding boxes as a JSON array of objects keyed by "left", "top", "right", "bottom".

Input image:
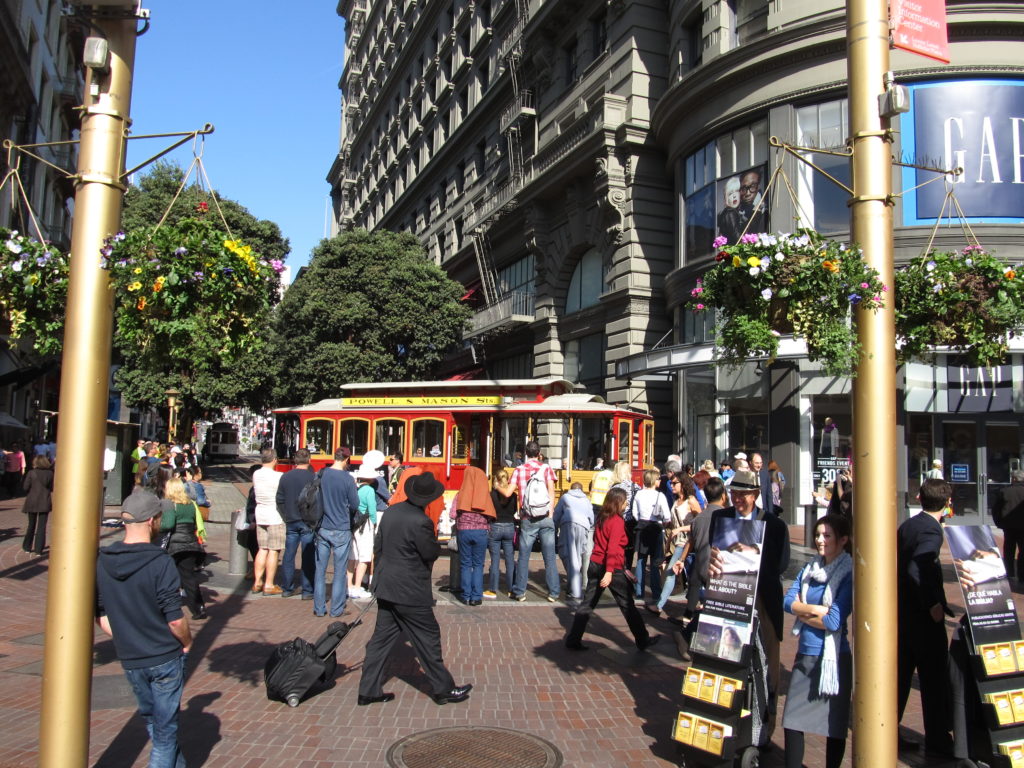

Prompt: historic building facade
[{"left": 330, "top": 0, "right": 1024, "bottom": 524}]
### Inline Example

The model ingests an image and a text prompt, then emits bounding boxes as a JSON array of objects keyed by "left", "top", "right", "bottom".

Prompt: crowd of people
[{"left": 86, "top": 431, "right": 999, "bottom": 768}]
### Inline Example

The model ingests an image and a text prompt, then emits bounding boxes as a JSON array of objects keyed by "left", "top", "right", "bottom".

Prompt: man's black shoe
[
  {"left": 565, "top": 641, "right": 589, "bottom": 651},
  {"left": 357, "top": 692, "right": 395, "bottom": 706},
  {"left": 191, "top": 609, "right": 209, "bottom": 621},
  {"left": 301, "top": 593, "right": 314, "bottom": 601},
  {"left": 897, "top": 735, "right": 920, "bottom": 751},
  {"left": 469, "top": 600, "right": 482, "bottom": 606},
  {"left": 637, "top": 635, "right": 661, "bottom": 652},
  {"left": 281, "top": 588, "right": 298, "bottom": 598},
  {"left": 432, "top": 684, "right": 472, "bottom": 705}
]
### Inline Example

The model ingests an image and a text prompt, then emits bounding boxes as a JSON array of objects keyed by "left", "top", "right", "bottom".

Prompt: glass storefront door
[{"left": 939, "top": 419, "right": 1022, "bottom": 524}]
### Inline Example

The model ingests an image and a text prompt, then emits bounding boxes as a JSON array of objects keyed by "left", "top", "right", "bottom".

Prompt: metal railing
[
  {"left": 466, "top": 291, "right": 536, "bottom": 336},
  {"left": 499, "top": 89, "right": 534, "bottom": 133}
]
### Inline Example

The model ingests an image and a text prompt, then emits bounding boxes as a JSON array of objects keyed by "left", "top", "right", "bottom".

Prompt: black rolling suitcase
[{"left": 264, "top": 598, "right": 376, "bottom": 707}]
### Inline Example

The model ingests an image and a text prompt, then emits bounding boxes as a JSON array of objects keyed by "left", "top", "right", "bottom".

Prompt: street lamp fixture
[{"left": 165, "top": 388, "right": 181, "bottom": 443}]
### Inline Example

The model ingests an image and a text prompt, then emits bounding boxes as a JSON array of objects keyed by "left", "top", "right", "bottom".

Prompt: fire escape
[{"left": 466, "top": 0, "right": 536, "bottom": 339}]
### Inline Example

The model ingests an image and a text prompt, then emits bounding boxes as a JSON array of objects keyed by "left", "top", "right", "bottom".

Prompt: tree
[{"left": 270, "top": 229, "right": 471, "bottom": 406}]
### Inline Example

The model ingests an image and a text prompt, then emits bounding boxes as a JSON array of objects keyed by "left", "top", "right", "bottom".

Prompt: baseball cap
[{"left": 121, "top": 490, "right": 162, "bottom": 523}]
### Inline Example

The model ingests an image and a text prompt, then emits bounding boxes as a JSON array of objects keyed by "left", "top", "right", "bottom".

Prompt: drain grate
[{"left": 386, "top": 726, "right": 563, "bottom": 768}]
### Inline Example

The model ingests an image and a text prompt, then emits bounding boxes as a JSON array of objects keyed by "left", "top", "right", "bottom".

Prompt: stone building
[{"left": 329, "top": 0, "right": 1024, "bottom": 525}]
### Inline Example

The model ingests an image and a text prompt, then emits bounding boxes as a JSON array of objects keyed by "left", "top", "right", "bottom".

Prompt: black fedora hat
[{"left": 406, "top": 472, "right": 445, "bottom": 506}]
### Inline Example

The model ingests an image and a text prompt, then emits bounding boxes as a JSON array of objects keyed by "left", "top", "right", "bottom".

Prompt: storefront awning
[{"left": 615, "top": 338, "right": 809, "bottom": 378}]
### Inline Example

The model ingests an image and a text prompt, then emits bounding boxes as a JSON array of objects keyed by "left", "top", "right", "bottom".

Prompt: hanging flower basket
[
  {"left": 895, "top": 245, "right": 1023, "bottom": 367},
  {"left": 690, "top": 230, "right": 886, "bottom": 377},
  {"left": 0, "top": 227, "right": 70, "bottom": 356}
]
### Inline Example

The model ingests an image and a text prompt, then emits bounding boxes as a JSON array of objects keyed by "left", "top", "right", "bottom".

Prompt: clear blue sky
[{"left": 126, "top": 2, "right": 346, "bottom": 269}]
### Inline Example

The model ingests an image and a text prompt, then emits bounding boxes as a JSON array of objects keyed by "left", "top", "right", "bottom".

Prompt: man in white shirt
[{"left": 252, "top": 448, "right": 285, "bottom": 595}]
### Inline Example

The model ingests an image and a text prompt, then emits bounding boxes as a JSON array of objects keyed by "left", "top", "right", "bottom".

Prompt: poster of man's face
[{"left": 715, "top": 164, "right": 769, "bottom": 245}]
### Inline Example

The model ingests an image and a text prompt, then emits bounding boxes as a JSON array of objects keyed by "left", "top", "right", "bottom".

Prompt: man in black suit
[
  {"left": 896, "top": 478, "right": 954, "bottom": 756},
  {"left": 706, "top": 469, "right": 790, "bottom": 740},
  {"left": 357, "top": 472, "right": 472, "bottom": 706},
  {"left": 750, "top": 452, "right": 774, "bottom": 516},
  {"left": 994, "top": 469, "right": 1024, "bottom": 582}
]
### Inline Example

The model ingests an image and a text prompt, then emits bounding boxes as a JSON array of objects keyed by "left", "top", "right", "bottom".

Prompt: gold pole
[
  {"left": 38, "top": 12, "right": 137, "bottom": 768},
  {"left": 847, "top": 1, "right": 897, "bottom": 767}
]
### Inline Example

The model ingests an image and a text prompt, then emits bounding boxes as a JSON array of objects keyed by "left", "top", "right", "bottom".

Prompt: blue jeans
[
  {"left": 458, "top": 528, "right": 488, "bottom": 602},
  {"left": 633, "top": 522, "right": 664, "bottom": 603},
  {"left": 657, "top": 544, "right": 686, "bottom": 610},
  {"left": 488, "top": 522, "right": 516, "bottom": 594},
  {"left": 123, "top": 654, "right": 187, "bottom": 768},
  {"left": 513, "top": 516, "right": 559, "bottom": 599},
  {"left": 282, "top": 520, "right": 315, "bottom": 595},
  {"left": 314, "top": 527, "right": 352, "bottom": 616}
]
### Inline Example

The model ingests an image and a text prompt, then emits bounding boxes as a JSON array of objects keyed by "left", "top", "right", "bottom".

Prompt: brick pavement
[{"left": 0, "top": 485, "right": 1007, "bottom": 768}]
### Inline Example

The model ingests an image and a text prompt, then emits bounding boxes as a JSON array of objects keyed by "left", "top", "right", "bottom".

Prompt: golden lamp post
[
  {"left": 38, "top": 3, "right": 141, "bottom": 767},
  {"left": 165, "top": 387, "right": 182, "bottom": 443},
  {"left": 847, "top": 1, "right": 898, "bottom": 766}
]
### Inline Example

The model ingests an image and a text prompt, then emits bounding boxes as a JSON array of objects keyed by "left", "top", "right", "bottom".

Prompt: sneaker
[
  {"left": 546, "top": 595, "right": 558, "bottom": 603},
  {"left": 511, "top": 593, "right": 527, "bottom": 602},
  {"left": 482, "top": 590, "right": 497, "bottom": 599}
]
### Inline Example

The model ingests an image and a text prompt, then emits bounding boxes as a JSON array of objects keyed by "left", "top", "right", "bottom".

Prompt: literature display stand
[{"left": 945, "top": 525, "right": 1024, "bottom": 767}]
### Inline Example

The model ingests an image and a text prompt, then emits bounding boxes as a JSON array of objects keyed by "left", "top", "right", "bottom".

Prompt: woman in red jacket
[{"left": 564, "top": 487, "right": 660, "bottom": 651}]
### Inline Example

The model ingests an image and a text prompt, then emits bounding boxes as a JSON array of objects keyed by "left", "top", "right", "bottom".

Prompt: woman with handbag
[
  {"left": 650, "top": 472, "right": 701, "bottom": 617},
  {"left": 564, "top": 487, "right": 660, "bottom": 652},
  {"left": 159, "top": 476, "right": 208, "bottom": 620},
  {"left": 21, "top": 455, "right": 54, "bottom": 554},
  {"left": 349, "top": 465, "right": 379, "bottom": 598}
]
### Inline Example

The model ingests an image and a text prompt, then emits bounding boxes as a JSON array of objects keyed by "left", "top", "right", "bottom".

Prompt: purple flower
[
  {"left": 740, "top": 233, "right": 761, "bottom": 244},
  {"left": 270, "top": 259, "right": 285, "bottom": 273},
  {"left": 193, "top": 271, "right": 204, "bottom": 280},
  {"left": 222, "top": 267, "right": 234, "bottom": 274},
  {"left": 859, "top": 282, "right": 869, "bottom": 289},
  {"left": 926, "top": 260, "right": 937, "bottom": 272},
  {"left": 173, "top": 247, "right": 188, "bottom": 256},
  {"left": 100, "top": 245, "right": 113, "bottom": 257},
  {"left": 848, "top": 293, "right": 861, "bottom": 304},
  {"left": 36, "top": 254, "right": 50, "bottom": 266},
  {"left": 113, "top": 231, "right": 126, "bottom": 242},
  {"left": 712, "top": 235, "right": 728, "bottom": 248}
]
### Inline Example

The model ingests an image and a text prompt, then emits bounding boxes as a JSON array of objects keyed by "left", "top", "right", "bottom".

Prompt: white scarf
[{"left": 792, "top": 551, "right": 852, "bottom": 696}]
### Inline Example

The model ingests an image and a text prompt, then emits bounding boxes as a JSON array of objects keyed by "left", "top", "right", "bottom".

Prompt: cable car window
[
  {"left": 618, "top": 421, "right": 631, "bottom": 464},
  {"left": 375, "top": 419, "right": 406, "bottom": 457},
  {"left": 412, "top": 418, "right": 445, "bottom": 459},
  {"left": 573, "top": 418, "right": 607, "bottom": 470},
  {"left": 339, "top": 418, "right": 369, "bottom": 456},
  {"left": 305, "top": 419, "right": 334, "bottom": 456},
  {"left": 275, "top": 414, "right": 299, "bottom": 460},
  {"left": 452, "top": 423, "right": 468, "bottom": 461},
  {"left": 644, "top": 421, "right": 655, "bottom": 468}
]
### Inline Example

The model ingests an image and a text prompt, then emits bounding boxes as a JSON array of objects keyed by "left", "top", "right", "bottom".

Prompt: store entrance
[{"left": 937, "top": 418, "right": 1022, "bottom": 525}]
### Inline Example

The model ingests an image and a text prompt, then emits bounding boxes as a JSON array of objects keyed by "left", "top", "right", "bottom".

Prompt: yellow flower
[
  {"left": 127, "top": 281, "right": 142, "bottom": 291},
  {"left": 822, "top": 260, "right": 839, "bottom": 273},
  {"left": 133, "top": 267, "right": 142, "bottom": 274},
  {"left": 27, "top": 273, "right": 39, "bottom": 285},
  {"left": 153, "top": 276, "right": 166, "bottom": 292},
  {"left": 747, "top": 256, "right": 761, "bottom": 268},
  {"left": 732, "top": 255, "right": 742, "bottom": 268}
]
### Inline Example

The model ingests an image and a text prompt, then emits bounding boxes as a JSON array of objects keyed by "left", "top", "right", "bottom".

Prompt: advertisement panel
[
  {"left": 903, "top": 80, "right": 1024, "bottom": 224},
  {"left": 945, "top": 525, "right": 1021, "bottom": 647},
  {"left": 890, "top": 0, "right": 949, "bottom": 63},
  {"left": 691, "top": 517, "right": 765, "bottom": 662},
  {"left": 714, "top": 164, "right": 770, "bottom": 245}
]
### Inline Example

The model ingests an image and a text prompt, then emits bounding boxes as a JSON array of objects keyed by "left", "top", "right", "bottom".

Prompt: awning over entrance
[{"left": 614, "top": 338, "right": 809, "bottom": 379}]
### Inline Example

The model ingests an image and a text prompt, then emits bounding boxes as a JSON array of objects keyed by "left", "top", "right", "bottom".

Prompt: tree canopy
[{"left": 270, "top": 229, "right": 471, "bottom": 406}]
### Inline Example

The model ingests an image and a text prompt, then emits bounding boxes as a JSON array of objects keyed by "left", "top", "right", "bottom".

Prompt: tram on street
[
  {"left": 202, "top": 421, "right": 240, "bottom": 462},
  {"left": 271, "top": 379, "right": 655, "bottom": 495}
]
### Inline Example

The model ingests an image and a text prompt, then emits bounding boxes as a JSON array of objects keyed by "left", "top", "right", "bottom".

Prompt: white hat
[
  {"left": 355, "top": 464, "right": 379, "bottom": 481},
  {"left": 734, "top": 451, "right": 747, "bottom": 461},
  {"left": 170, "top": 446, "right": 183, "bottom": 454},
  {"left": 361, "top": 449, "right": 386, "bottom": 470},
  {"left": 932, "top": 459, "right": 943, "bottom": 468}
]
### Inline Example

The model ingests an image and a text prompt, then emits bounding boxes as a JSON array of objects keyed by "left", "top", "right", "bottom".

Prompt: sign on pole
[{"left": 890, "top": 0, "right": 950, "bottom": 63}]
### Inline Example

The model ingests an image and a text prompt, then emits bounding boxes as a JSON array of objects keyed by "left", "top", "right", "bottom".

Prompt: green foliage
[
  {"left": 895, "top": 246, "right": 1024, "bottom": 367},
  {"left": 270, "top": 229, "right": 472, "bottom": 406},
  {"left": 692, "top": 230, "right": 886, "bottom": 376},
  {"left": 0, "top": 228, "right": 69, "bottom": 356},
  {"left": 122, "top": 162, "right": 289, "bottom": 264}
]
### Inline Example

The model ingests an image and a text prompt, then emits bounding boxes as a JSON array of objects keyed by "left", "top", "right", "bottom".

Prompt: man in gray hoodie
[
  {"left": 96, "top": 489, "right": 192, "bottom": 768},
  {"left": 554, "top": 482, "right": 595, "bottom": 607}
]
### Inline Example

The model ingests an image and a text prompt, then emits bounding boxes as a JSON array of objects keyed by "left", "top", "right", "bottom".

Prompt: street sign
[
  {"left": 951, "top": 464, "right": 971, "bottom": 483},
  {"left": 890, "top": 0, "right": 950, "bottom": 63}
]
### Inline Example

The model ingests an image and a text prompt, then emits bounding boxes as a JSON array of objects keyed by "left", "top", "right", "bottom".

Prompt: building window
[
  {"left": 496, "top": 253, "right": 535, "bottom": 296},
  {"left": 490, "top": 352, "right": 534, "bottom": 379},
  {"left": 564, "top": 39, "right": 579, "bottom": 85},
  {"left": 682, "top": 119, "right": 768, "bottom": 260},
  {"left": 565, "top": 248, "right": 605, "bottom": 313},
  {"left": 796, "top": 99, "right": 851, "bottom": 233},
  {"left": 563, "top": 333, "right": 605, "bottom": 393},
  {"left": 591, "top": 12, "right": 607, "bottom": 58}
]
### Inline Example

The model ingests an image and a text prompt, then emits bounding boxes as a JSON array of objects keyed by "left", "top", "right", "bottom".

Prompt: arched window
[
  {"left": 305, "top": 419, "right": 334, "bottom": 457},
  {"left": 565, "top": 248, "right": 604, "bottom": 313}
]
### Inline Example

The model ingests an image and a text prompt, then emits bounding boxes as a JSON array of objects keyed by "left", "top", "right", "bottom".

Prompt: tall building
[
  {"left": 330, "top": 0, "right": 1024, "bottom": 526},
  {"left": 0, "top": 0, "right": 83, "bottom": 440}
]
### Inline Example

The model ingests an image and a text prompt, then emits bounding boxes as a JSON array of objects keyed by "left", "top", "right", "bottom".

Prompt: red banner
[{"left": 891, "top": 0, "right": 950, "bottom": 63}]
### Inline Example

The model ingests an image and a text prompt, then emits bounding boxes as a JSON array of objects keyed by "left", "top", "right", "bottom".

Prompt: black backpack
[{"left": 297, "top": 469, "right": 325, "bottom": 528}]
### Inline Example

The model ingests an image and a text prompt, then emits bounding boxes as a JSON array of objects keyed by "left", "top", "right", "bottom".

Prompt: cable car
[
  {"left": 271, "top": 379, "right": 655, "bottom": 495},
  {"left": 203, "top": 421, "right": 239, "bottom": 462}
]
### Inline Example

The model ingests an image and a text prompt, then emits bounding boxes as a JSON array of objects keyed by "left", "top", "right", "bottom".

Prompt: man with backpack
[
  {"left": 314, "top": 448, "right": 361, "bottom": 617},
  {"left": 499, "top": 441, "right": 559, "bottom": 602},
  {"left": 276, "top": 449, "right": 316, "bottom": 599}
]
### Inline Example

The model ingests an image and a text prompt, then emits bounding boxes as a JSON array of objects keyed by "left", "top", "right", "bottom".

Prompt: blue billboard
[{"left": 903, "top": 80, "right": 1024, "bottom": 225}]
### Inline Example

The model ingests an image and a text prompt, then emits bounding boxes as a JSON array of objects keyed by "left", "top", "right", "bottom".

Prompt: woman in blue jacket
[{"left": 782, "top": 513, "right": 853, "bottom": 768}]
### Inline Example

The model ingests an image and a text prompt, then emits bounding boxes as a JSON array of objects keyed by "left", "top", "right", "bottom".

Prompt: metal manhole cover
[{"left": 386, "top": 726, "right": 563, "bottom": 768}]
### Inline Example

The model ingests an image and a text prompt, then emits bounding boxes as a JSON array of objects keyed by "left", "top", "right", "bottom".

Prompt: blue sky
[{"left": 126, "top": 2, "right": 346, "bottom": 270}]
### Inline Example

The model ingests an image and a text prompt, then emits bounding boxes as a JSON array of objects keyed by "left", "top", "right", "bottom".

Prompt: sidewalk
[{"left": 0, "top": 485, "right": 1000, "bottom": 767}]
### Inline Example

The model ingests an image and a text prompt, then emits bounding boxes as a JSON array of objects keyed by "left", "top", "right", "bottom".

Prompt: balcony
[
  {"left": 462, "top": 176, "right": 521, "bottom": 232},
  {"left": 465, "top": 291, "right": 536, "bottom": 338},
  {"left": 499, "top": 89, "right": 535, "bottom": 133}
]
